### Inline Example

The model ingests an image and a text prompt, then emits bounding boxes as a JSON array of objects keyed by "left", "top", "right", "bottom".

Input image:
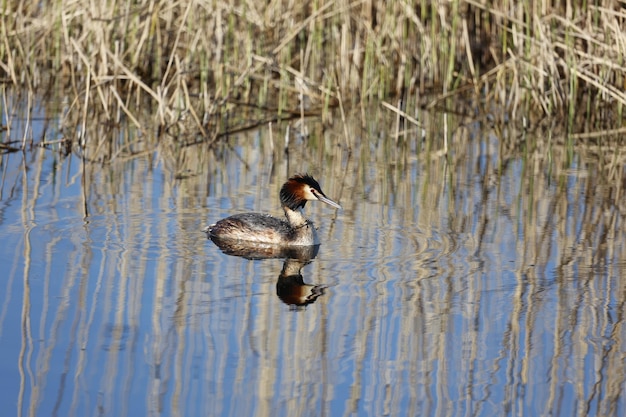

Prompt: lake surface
[{"left": 1, "top": 103, "right": 625, "bottom": 417}]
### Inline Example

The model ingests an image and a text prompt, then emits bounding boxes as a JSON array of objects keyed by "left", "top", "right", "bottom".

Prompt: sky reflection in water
[{"left": 0, "top": 110, "right": 624, "bottom": 417}]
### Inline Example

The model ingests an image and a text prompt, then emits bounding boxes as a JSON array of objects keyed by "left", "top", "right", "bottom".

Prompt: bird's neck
[{"left": 282, "top": 205, "right": 310, "bottom": 228}]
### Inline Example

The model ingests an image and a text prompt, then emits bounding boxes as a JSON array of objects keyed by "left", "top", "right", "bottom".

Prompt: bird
[{"left": 205, "top": 174, "right": 341, "bottom": 246}]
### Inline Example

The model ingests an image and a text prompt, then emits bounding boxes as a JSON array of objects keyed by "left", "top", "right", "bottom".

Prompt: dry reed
[{"left": 1, "top": 0, "right": 626, "bottom": 156}]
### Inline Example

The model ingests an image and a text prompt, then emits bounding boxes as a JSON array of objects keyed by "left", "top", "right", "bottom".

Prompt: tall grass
[{"left": 1, "top": 0, "right": 626, "bottom": 154}]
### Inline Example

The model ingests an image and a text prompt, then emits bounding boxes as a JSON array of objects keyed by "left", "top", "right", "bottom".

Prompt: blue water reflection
[{"left": 1, "top": 116, "right": 625, "bottom": 417}]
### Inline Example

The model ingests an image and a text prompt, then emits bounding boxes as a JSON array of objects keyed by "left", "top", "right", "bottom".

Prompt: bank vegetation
[{"left": 1, "top": 0, "right": 626, "bottom": 154}]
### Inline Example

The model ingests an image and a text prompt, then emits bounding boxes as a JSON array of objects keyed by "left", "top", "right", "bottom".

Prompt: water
[{"left": 1, "top": 106, "right": 625, "bottom": 417}]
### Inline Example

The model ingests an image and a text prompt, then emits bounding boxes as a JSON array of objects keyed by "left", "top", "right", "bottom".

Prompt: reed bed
[{"left": 1, "top": 0, "right": 626, "bottom": 156}]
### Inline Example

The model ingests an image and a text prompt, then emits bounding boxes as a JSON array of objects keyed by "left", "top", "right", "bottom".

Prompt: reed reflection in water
[{"left": 0, "top": 106, "right": 625, "bottom": 417}]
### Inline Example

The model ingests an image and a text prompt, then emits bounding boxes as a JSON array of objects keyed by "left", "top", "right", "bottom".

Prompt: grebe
[{"left": 206, "top": 174, "right": 341, "bottom": 246}]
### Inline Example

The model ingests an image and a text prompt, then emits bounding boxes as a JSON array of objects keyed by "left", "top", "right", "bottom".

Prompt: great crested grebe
[{"left": 206, "top": 174, "right": 341, "bottom": 246}]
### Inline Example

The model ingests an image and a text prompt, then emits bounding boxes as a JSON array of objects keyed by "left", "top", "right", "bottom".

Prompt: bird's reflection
[
  {"left": 209, "top": 236, "right": 327, "bottom": 309},
  {"left": 276, "top": 258, "right": 326, "bottom": 310}
]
